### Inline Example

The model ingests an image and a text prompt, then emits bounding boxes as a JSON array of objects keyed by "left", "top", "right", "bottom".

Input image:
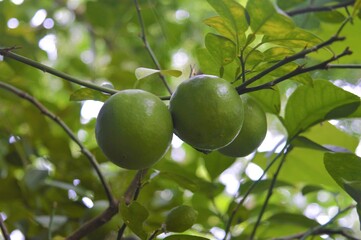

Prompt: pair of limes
[{"left": 95, "top": 75, "right": 267, "bottom": 170}]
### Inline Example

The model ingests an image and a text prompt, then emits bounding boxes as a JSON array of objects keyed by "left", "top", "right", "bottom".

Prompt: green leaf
[
  {"left": 205, "top": 33, "right": 236, "bottom": 66},
  {"left": 44, "top": 179, "right": 93, "bottom": 197},
  {"left": 70, "top": 88, "right": 110, "bottom": 102},
  {"left": 203, "top": 151, "right": 236, "bottom": 180},
  {"left": 196, "top": 48, "right": 239, "bottom": 81},
  {"left": 203, "top": 16, "right": 237, "bottom": 43},
  {"left": 301, "top": 185, "right": 325, "bottom": 195},
  {"left": 265, "top": 62, "right": 312, "bottom": 85},
  {"left": 239, "top": 179, "right": 293, "bottom": 195},
  {"left": 120, "top": 201, "right": 149, "bottom": 240},
  {"left": 245, "top": 212, "right": 319, "bottom": 239},
  {"left": 276, "top": 0, "right": 305, "bottom": 10},
  {"left": 159, "top": 171, "right": 199, "bottom": 192},
  {"left": 249, "top": 86, "right": 281, "bottom": 114},
  {"left": 135, "top": 67, "right": 182, "bottom": 80},
  {"left": 324, "top": 152, "right": 361, "bottom": 202},
  {"left": 246, "top": 0, "right": 294, "bottom": 36},
  {"left": 85, "top": 2, "right": 114, "bottom": 28},
  {"left": 24, "top": 167, "right": 49, "bottom": 190},
  {"left": 0, "top": 176, "right": 22, "bottom": 201},
  {"left": 243, "top": 47, "right": 264, "bottom": 68},
  {"left": 353, "top": 0, "right": 361, "bottom": 17},
  {"left": 263, "top": 28, "right": 323, "bottom": 48},
  {"left": 284, "top": 80, "right": 360, "bottom": 137},
  {"left": 35, "top": 215, "right": 68, "bottom": 231},
  {"left": 315, "top": 11, "right": 346, "bottom": 24},
  {"left": 263, "top": 47, "right": 295, "bottom": 62},
  {"left": 267, "top": 212, "right": 319, "bottom": 228},
  {"left": 254, "top": 122, "right": 358, "bottom": 189},
  {"left": 291, "top": 136, "right": 331, "bottom": 151},
  {"left": 164, "top": 234, "right": 210, "bottom": 240},
  {"left": 207, "top": 0, "right": 249, "bottom": 47}
]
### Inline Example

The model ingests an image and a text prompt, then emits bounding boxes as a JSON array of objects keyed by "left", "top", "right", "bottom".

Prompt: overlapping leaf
[
  {"left": 207, "top": 0, "right": 249, "bottom": 46},
  {"left": 246, "top": 0, "right": 294, "bottom": 36},
  {"left": 120, "top": 201, "right": 149, "bottom": 240},
  {"left": 205, "top": 33, "right": 236, "bottom": 66},
  {"left": 284, "top": 80, "right": 360, "bottom": 137}
]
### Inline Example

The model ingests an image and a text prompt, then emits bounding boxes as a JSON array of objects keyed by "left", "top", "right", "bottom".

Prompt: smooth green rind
[
  {"left": 219, "top": 95, "right": 267, "bottom": 157},
  {"left": 95, "top": 89, "right": 173, "bottom": 170},
  {"left": 169, "top": 75, "right": 244, "bottom": 151},
  {"left": 165, "top": 205, "right": 198, "bottom": 233}
]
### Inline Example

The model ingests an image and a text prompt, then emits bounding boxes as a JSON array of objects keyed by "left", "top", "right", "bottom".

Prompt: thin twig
[
  {"left": 148, "top": 229, "right": 161, "bottom": 240},
  {"left": 0, "top": 81, "right": 119, "bottom": 239},
  {"left": 236, "top": 17, "right": 351, "bottom": 93},
  {"left": 0, "top": 48, "right": 118, "bottom": 95},
  {"left": 249, "top": 147, "right": 291, "bottom": 240},
  {"left": 124, "top": 169, "right": 148, "bottom": 205},
  {"left": 117, "top": 224, "right": 127, "bottom": 240},
  {"left": 133, "top": 0, "right": 173, "bottom": 94},
  {"left": 117, "top": 168, "right": 149, "bottom": 240},
  {"left": 273, "top": 227, "right": 359, "bottom": 240},
  {"left": 0, "top": 213, "right": 10, "bottom": 240},
  {"left": 48, "top": 202, "right": 57, "bottom": 240},
  {"left": 223, "top": 142, "right": 288, "bottom": 240},
  {"left": 328, "top": 64, "right": 361, "bottom": 69},
  {"left": 0, "top": 48, "right": 171, "bottom": 100},
  {"left": 0, "top": 81, "right": 116, "bottom": 205},
  {"left": 299, "top": 205, "right": 356, "bottom": 240},
  {"left": 240, "top": 48, "right": 353, "bottom": 94},
  {"left": 236, "top": 36, "right": 345, "bottom": 93},
  {"left": 286, "top": 0, "right": 355, "bottom": 17},
  {"left": 67, "top": 203, "right": 119, "bottom": 240}
]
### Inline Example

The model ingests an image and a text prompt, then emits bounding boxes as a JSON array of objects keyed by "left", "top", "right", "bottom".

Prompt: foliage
[{"left": 1, "top": 0, "right": 361, "bottom": 240}]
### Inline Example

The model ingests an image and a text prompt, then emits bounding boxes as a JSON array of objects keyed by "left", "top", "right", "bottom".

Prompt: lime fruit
[
  {"left": 169, "top": 75, "right": 244, "bottom": 151},
  {"left": 165, "top": 205, "right": 198, "bottom": 232},
  {"left": 219, "top": 95, "right": 267, "bottom": 157},
  {"left": 95, "top": 89, "right": 173, "bottom": 170}
]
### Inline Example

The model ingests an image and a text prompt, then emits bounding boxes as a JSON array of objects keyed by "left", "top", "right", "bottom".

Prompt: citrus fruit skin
[
  {"left": 169, "top": 75, "right": 244, "bottom": 151},
  {"left": 165, "top": 205, "right": 198, "bottom": 233},
  {"left": 95, "top": 89, "right": 173, "bottom": 170},
  {"left": 219, "top": 95, "right": 267, "bottom": 157}
]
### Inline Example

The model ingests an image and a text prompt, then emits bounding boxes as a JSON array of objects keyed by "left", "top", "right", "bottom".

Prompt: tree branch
[
  {"left": 133, "top": 0, "right": 173, "bottom": 94},
  {"left": 0, "top": 47, "right": 171, "bottom": 100},
  {"left": 249, "top": 147, "right": 291, "bottom": 240},
  {"left": 117, "top": 168, "right": 149, "bottom": 240},
  {"left": 286, "top": 0, "right": 355, "bottom": 17},
  {"left": 0, "top": 213, "right": 10, "bottom": 240},
  {"left": 273, "top": 205, "right": 357, "bottom": 240},
  {"left": 223, "top": 140, "right": 288, "bottom": 240},
  {"left": 67, "top": 203, "right": 119, "bottom": 240},
  {"left": 236, "top": 17, "right": 351, "bottom": 93},
  {"left": 0, "top": 81, "right": 120, "bottom": 239},
  {"left": 328, "top": 64, "right": 361, "bottom": 69},
  {"left": 236, "top": 35, "right": 345, "bottom": 93},
  {"left": 0, "top": 48, "right": 118, "bottom": 95},
  {"left": 240, "top": 48, "right": 353, "bottom": 94}
]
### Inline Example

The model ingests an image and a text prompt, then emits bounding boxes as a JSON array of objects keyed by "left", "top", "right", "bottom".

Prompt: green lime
[
  {"left": 165, "top": 205, "right": 198, "bottom": 232},
  {"left": 95, "top": 89, "right": 173, "bottom": 170},
  {"left": 219, "top": 95, "right": 267, "bottom": 157},
  {"left": 169, "top": 75, "right": 244, "bottom": 151}
]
